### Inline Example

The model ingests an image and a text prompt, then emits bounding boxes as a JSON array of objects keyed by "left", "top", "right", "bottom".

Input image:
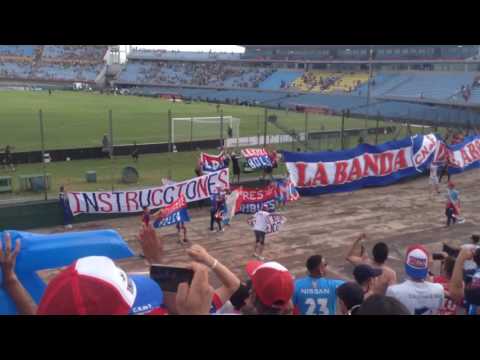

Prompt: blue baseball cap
[
  {"left": 129, "top": 274, "right": 164, "bottom": 315},
  {"left": 405, "top": 245, "right": 429, "bottom": 280}
]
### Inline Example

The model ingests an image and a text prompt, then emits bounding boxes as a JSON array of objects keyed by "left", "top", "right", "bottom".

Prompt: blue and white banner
[
  {"left": 283, "top": 133, "right": 480, "bottom": 196},
  {"left": 241, "top": 148, "right": 272, "bottom": 169},
  {"left": 153, "top": 208, "right": 190, "bottom": 228},
  {"left": 153, "top": 195, "right": 190, "bottom": 228}
]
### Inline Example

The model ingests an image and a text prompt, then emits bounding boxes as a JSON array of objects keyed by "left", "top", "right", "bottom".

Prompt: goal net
[{"left": 171, "top": 116, "right": 241, "bottom": 148}]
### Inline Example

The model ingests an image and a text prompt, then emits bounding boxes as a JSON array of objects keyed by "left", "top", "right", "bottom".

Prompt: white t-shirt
[
  {"left": 430, "top": 164, "right": 438, "bottom": 179},
  {"left": 253, "top": 211, "right": 270, "bottom": 233},
  {"left": 215, "top": 301, "right": 241, "bottom": 315},
  {"left": 461, "top": 244, "right": 480, "bottom": 271},
  {"left": 386, "top": 280, "right": 444, "bottom": 315}
]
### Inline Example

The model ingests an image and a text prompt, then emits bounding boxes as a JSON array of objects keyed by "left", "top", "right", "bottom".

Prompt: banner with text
[
  {"left": 234, "top": 184, "right": 277, "bottom": 214},
  {"left": 68, "top": 169, "right": 229, "bottom": 215},
  {"left": 283, "top": 134, "right": 434, "bottom": 196},
  {"left": 241, "top": 148, "right": 272, "bottom": 169},
  {"left": 248, "top": 214, "right": 287, "bottom": 234},
  {"left": 200, "top": 152, "right": 227, "bottom": 173},
  {"left": 153, "top": 195, "right": 190, "bottom": 228}
]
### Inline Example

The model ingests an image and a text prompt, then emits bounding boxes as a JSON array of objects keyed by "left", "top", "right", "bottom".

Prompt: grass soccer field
[{"left": 0, "top": 90, "right": 384, "bottom": 152}]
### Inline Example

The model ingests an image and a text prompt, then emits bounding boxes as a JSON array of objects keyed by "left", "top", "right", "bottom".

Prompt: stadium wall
[{"left": 10, "top": 139, "right": 223, "bottom": 165}]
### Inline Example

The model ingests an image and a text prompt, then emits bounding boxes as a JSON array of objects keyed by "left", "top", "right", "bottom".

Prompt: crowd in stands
[
  {"left": 288, "top": 71, "right": 368, "bottom": 93},
  {"left": 2, "top": 218, "right": 480, "bottom": 315},
  {"left": 117, "top": 60, "right": 274, "bottom": 88},
  {"left": 42, "top": 45, "right": 106, "bottom": 63},
  {"left": 129, "top": 49, "right": 241, "bottom": 61},
  {"left": 0, "top": 45, "right": 107, "bottom": 83}
]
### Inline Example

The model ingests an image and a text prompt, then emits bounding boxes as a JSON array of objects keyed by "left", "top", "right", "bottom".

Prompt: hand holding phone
[
  {"left": 176, "top": 262, "right": 214, "bottom": 315},
  {"left": 150, "top": 265, "right": 194, "bottom": 292}
]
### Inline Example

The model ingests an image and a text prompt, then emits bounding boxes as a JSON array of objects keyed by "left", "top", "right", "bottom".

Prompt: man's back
[
  {"left": 386, "top": 280, "right": 444, "bottom": 315},
  {"left": 293, "top": 276, "right": 344, "bottom": 315},
  {"left": 368, "top": 260, "right": 397, "bottom": 295}
]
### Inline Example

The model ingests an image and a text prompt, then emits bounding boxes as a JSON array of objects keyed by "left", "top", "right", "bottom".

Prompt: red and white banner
[
  {"left": 68, "top": 169, "right": 229, "bottom": 215},
  {"left": 200, "top": 152, "right": 227, "bottom": 173},
  {"left": 233, "top": 184, "right": 277, "bottom": 214}
]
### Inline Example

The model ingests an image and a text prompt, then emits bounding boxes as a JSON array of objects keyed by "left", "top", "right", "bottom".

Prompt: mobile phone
[
  {"left": 432, "top": 253, "right": 446, "bottom": 261},
  {"left": 150, "top": 265, "right": 194, "bottom": 292},
  {"left": 442, "top": 243, "right": 460, "bottom": 258}
]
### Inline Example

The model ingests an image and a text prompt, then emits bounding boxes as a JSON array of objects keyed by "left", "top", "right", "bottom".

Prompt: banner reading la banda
[
  {"left": 283, "top": 133, "right": 480, "bottom": 196},
  {"left": 68, "top": 169, "right": 229, "bottom": 215}
]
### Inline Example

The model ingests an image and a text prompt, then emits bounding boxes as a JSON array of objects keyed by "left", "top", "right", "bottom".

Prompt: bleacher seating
[
  {"left": 384, "top": 72, "right": 477, "bottom": 100},
  {"left": 0, "top": 45, "right": 107, "bottom": 83},
  {"left": 42, "top": 46, "right": 107, "bottom": 63},
  {"left": 290, "top": 71, "right": 343, "bottom": 92},
  {"left": 0, "top": 61, "right": 32, "bottom": 79},
  {"left": 0, "top": 45, "right": 35, "bottom": 58},
  {"left": 469, "top": 87, "right": 480, "bottom": 103},
  {"left": 328, "top": 73, "right": 369, "bottom": 93},
  {"left": 128, "top": 49, "right": 241, "bottom": 62},
  {"left": 353, "top": 100, "right": 480, "bottom": 126},
  {"left": 259, "top": 70, "right": 304, "bottom": 90},
  {"left": 116, "top": 60, "right": 273, "bottom": 89}
]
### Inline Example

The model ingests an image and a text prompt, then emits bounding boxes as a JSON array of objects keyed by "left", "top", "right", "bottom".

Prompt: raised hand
[
  {"left": 0, "top": 231, "right": 21, "bottom": 282},
  {"left": 138, "top": 224, "right": 164, "bottom": 264},
  {"left": 176, "top": 262, "right": 214, "bottom": 315}
]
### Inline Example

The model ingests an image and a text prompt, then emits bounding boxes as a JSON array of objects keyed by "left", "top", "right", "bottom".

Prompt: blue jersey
[{"left": 293, "top": 276, "right": 345, "bottom": 315}]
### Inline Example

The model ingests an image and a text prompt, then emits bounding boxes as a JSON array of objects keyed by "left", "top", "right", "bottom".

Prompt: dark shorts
[{"left": 255, "top": 230, "right": 266, "bottom": 245}]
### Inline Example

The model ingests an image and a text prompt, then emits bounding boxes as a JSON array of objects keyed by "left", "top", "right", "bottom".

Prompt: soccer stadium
[{"left": 1, "top": 45, "right": 480, "bottom": 315}]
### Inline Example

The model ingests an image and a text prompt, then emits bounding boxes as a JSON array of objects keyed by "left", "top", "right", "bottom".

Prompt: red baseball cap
[
  {"left": 245, "top": 260, "right": 294, "bottom": 309},
  {"left": 37, "top": 256, "right": 164, "bottom": 315}
]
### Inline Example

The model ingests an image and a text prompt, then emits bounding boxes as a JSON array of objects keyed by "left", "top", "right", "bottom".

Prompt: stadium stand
[
  {"left": 328, "top": 73, "right": 369, "bottom": 94},
  {"left": 0, "top": 45, "right": 107, "bottom": 83},
  {"left": 258, "top": 70, "right": 304, "bottom": 90},
  {"left": 128, "top": 49, "right": 241, "bottom": 61},
  {"left": 384, "top": 72, "right": 477, "bottom": 100},
  {"left": 0, "top": 60, "right": 32, "bottom": 79},
  {"left": 116, "top": 60, "right": 274, "bottom": 89},
  {"left": 0, "top": 45, "right": 36, "bottom": 58},
  {"left": 290, "top": 71, "right": 344, "bottom": 92}
]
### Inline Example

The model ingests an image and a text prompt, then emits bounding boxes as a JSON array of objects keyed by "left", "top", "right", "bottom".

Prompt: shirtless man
[{"left": 346, "top": 233, "right": 397, "bottom": 295}]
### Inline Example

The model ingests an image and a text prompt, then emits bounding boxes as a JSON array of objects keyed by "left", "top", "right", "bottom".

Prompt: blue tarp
[{"left": 0, "top": 230, "right": 134, "bottom": 314}]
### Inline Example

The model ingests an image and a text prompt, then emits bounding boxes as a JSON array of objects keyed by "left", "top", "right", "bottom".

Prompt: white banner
[{"left": 68, "top": 168, "right": 229, "bottom": 215}]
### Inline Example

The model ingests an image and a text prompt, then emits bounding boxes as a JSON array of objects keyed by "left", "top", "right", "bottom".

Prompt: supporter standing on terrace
[
  {"left": 449, "top": 247, "right": 480, "bottom": 315},
  {"left": 461, "top": 234, "right": 480, "bottom": 285},
  {"left": 346, "top": 234, "right": 397, "bottom": 295},
  {"left": 386, "top": 245, "right": 444, "bottom": 315},
  {"left": 243, "top": 260, "right": 294, "bottom": 315},
  {"left": 429, "top": 162, "right": 440, "bottom": 195},
  {"left": 336, "top": 282, "right": 364, "bottom": 315},
  {"left": 445, "top": 181, "right": 464, "bottom": 226},
  {"left": 59, "top": 186, "right": 73, "bottom": 230},
  {"left": 141, "top": 206, "right": 151, "bottom": 227},
  {"left": 231, "top": 151, "right": 241, "bottom": 184},
  {"left": 292, "top": 255, "right": 345, "bottom": 315},
  {"left": 353, "top": 264, "right": 382, "bottom": 299},
  {"left": 185, "top": 244, "right": 241, "bottom": 314},
  {"left": 251, "top": 204, "right": 270, "bottom": 260},
  {"left": 431, "top": 254, "right": 460, "bottom": 315}
]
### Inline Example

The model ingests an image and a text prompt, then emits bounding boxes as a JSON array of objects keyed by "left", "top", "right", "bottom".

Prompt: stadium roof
[{"left": 243, "top": 45, "right": 479, "bottom": 49}]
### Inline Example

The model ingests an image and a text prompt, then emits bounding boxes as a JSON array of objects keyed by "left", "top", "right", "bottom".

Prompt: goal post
[{"left": 171, "top": 116, "right": 241, "bottom": 148}]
